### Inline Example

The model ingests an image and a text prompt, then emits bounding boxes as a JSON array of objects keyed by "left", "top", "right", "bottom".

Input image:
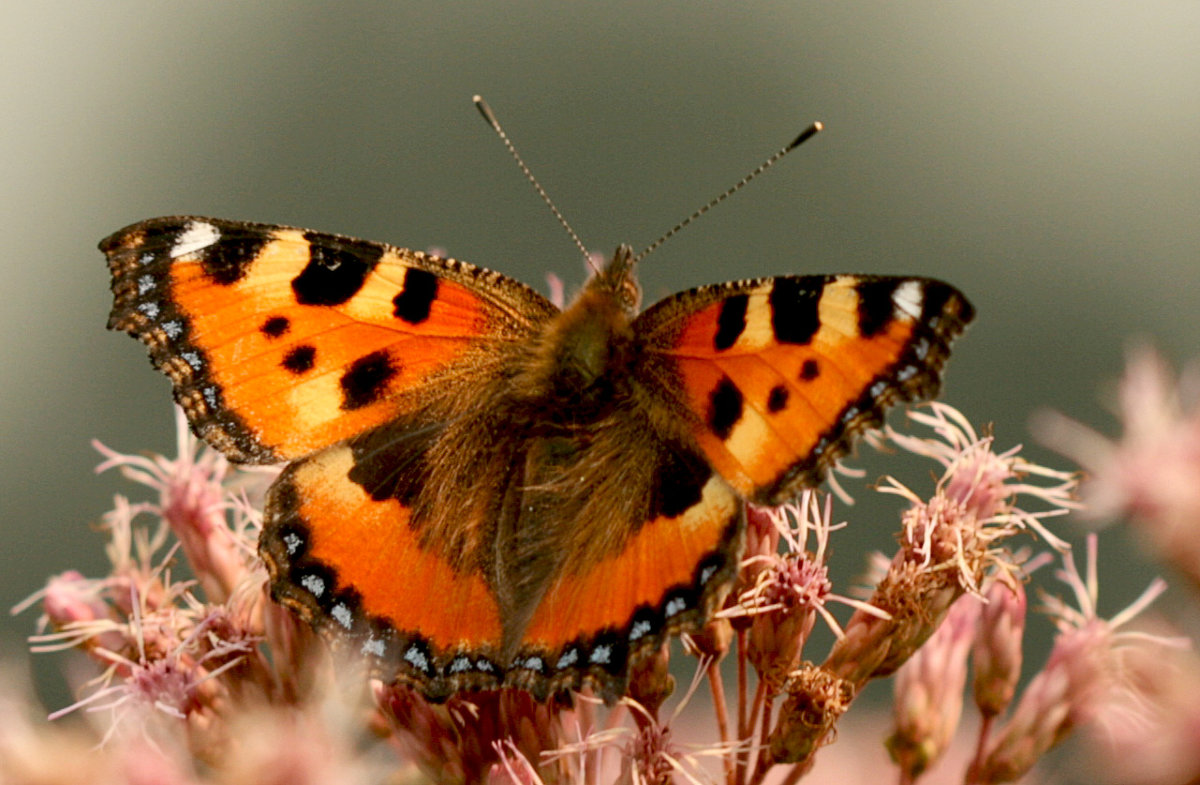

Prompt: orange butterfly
[{"left": 103, "top": 197, "right": 971, "bottom": 705}]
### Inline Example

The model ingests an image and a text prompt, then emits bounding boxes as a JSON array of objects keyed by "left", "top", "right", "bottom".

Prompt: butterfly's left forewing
[
  {"left": 104, "top": 216, "right": 557, "bottom": 463},
  {"left": 635, "top": 273, "right": 974, "bottom": 503}
]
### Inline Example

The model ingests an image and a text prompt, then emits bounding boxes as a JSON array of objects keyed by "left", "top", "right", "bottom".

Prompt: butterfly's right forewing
[{"left": 635, "top": 273, "right": 974, "bottom": 503}]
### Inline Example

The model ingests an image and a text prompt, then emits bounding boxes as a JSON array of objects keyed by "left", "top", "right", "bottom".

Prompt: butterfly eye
[{"left": 621, "top": 275, "right": 642, "bottom": 312}]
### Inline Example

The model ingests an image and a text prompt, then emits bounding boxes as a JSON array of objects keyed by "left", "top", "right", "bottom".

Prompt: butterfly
[{"left": 103, "top": 215, "right": 973, "bottom": 702}]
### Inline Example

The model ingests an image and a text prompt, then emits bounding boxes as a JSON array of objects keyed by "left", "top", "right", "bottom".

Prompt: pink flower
[
  {"left": 541, "top": 665, "right": 733, "bottom": 785},
  {"left": 883, "top": 403, "right": 1077, "bottom": 561},
  {"left": 92, "top": 407, "right": 269, "bottom": 603},
  {"left": 45, "top": 605, "right": 253, "bottom": 748},
  {"left": 1038, "top": 345, "right": 1200, "bottom": 588},
  {"left": 826, "top": 404, "right": 1078, "bottom": 688},
  {"left": 374, "top": 684, "right": 572, "bottom": 783},
  {"left": 1081, "top": 617, "right": 1200, "bottom": 785},
  {"left": 972, "top": 570, "right": 1029, "bottom": 719},
  {"left": 973, "top": 536, "right": 1178, "bottom": 784},
  {"left": 724, "top": 493, "right": 881, "bottom": 690}
]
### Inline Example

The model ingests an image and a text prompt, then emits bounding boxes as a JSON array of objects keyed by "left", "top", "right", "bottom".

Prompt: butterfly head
[{"left": 590, "top": 244, "right": 642, "bottom": 315}]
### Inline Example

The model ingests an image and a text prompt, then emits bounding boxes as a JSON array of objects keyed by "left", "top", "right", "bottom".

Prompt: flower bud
[
  {"left": 887, "top": 594, "right": 979, "bottom": 779},
  {"left": 973, "top": 573, "right": 1026, "bottom": 717}
]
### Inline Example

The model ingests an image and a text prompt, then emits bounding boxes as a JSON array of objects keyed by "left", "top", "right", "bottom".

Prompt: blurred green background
[{"left": 3, "top": 0, "right": 1197, "bottom": 741}]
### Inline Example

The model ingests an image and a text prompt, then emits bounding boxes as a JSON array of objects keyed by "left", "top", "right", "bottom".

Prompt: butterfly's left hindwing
[
  {"left": 635, "top": 273, "right": 974, "bottom": 503},
  {"left": 103, "top": 216, "right": 556, "bottom": 463},
  {"left": 262, "top": 440, "right": 509, "bottom": 699}
]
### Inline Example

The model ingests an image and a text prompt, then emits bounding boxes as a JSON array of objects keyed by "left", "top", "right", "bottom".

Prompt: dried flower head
[{"left": 826, "top": 403, "right": 1078, "bottom": 688}]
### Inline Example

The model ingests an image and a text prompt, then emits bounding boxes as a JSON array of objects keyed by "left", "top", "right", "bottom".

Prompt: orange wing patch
[
  {"left": 104, "top": 217, "right": 555, "bottom": 463},
  {"left": 512, "top": 475, "right": 742, "bottom": 698},
  {"left": 262, "top": 444, "right": 507, "bottom": 698},
  {"left": 524, "top": 476, "right": 739, "bottom": 646},
  {"left": 167, "top": 243, "right": 490, "bottom": 457},
  {"left": 640, "top": 275, "right": 973, "bottom": 503}
]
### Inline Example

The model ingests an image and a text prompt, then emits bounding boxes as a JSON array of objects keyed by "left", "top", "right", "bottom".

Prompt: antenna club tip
[
  {"left": 474, "top": 95, "right": 499, "bottom": 127},
  {"left": 787, "top": 121, "right": 824, "bottom": 150}
]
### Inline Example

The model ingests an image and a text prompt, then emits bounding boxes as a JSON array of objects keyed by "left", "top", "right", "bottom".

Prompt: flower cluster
[
  {"left": 1039, "top": 346, "right": 1200, "bottom": 588},
  {"left": 1036, "top": 346, "right": 1200, "bottom": 783},
  {"left": 3, "top": 374, "right": 1194, "bottom": 784}
]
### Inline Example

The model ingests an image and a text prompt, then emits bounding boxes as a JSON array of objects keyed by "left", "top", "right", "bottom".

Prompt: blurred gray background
[{"left": 3, "top": 0, "right": 1197, "bottom": 744}]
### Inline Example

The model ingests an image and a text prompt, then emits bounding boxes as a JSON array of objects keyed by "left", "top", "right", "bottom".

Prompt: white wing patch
[
  {"left": 169, "top": 220, "right": 221, "bottom": 259},
  {"left": 892, "top": 281, "right": 924, "bottom": 321}
]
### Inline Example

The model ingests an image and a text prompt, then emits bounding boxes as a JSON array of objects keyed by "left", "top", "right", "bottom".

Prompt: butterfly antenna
[
  {"left": 474, "top": 95, "right": 593, "bottom": 267},
  {"left": 634, "top": 121, "right": 823, "bottom": 264}
]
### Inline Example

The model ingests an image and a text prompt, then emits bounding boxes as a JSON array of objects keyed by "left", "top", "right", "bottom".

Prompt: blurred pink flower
[
  {"left": 92, "top": 408, "right": 268, "bottom": 603},
  {"left": 1038, "top": 345, "right": 1200, "bottom": 588},
  {"left": 972, "top": 569, "right": 1029, "bottom": 720},
  {"left": 1081, "top": 617, "right": 1200, "bottom": 785},
  {"left": 973, "top": 536, "right": 1178, "bottom": 784}
]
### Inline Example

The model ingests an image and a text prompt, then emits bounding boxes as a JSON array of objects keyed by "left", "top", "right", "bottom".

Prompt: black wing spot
[
  {"left": 261, "top": 316, "right": 290, "bottom": 338},
  {"left": 292, "top": 234, "right": 383, "bottom": 306},
  {"left": 769, "top": 278, "right": 821, "bottom": 345},
  {"left": 199, "top": 235, "right": 268, "bottom": 286},
  {"left": 713, "top": 294, "right": 749, "bottom": 351},
  {"left": 767, "top": 385, "right": 790, "bottom": 413},
  {"left": 800, "top": 359, "right": 820, "bottom": 381},
  {"left": 650, "top": 443, "right": 711, "bottom": 519},
  {"left": 340, "top": 350, "right": 398, "bottom": 410},
  {"left": 393, "top": 268, "right": 439, "bottom": 324},
  {"left": 282, "top": 345, "right": 316, "bottom": 374},
  {"left": 707, "top": 376, "right": 744, "bottom": 440},
  {"left": 856, "top": 279, "right": 900, "bottom": 337},
  {"left": 348, "top": 421, "right": 431, "bottom": 505}
]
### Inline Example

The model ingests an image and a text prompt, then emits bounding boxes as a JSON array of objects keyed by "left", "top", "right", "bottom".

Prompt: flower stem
[
  {"left": 707, "top": 659, "right": 735, "bottom": 783},
  {"left": 965, "top": 713, "right": 994, "bottom": 785}
]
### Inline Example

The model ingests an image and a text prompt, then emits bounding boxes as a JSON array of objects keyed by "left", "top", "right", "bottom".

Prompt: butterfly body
[{"left": 104, "top": 216, "right": 973, "bottom": 701}]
